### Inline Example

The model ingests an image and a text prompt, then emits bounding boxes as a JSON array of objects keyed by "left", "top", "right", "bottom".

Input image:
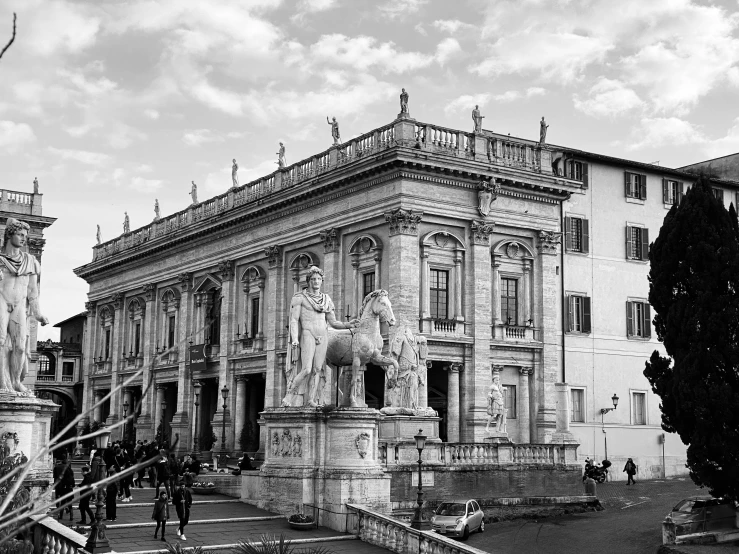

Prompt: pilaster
[
  {"left": 106, "top": 292, "right": 124, "bottom": 430},
  {"left": 446, "top": 363, "right": 462, "bottom": 442},
  {"left": 170, "top": 278, "right": 192, "bottom": 454},
  {"left": 217, "top": 260, "right": 235, "bottom": 452},
  {"left": 320, "top": 227, "right": 341, "bottom": 313},
  {"left": 519, "top": 367, "right": 532, "bottom": 444},
  {"left": 384, "top": 209, "right": 422, "bottom": 325},
  {"left": 81, "top": 301, "right": 96, "bottom": 417},
  {"left": 264, "top": 245, "right": 285, "bottom": 408}
]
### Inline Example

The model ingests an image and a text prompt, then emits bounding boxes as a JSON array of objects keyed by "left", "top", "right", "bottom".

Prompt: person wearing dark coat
[
  {"left": 53, "top": 458, "right": 75, "bottom": 520},
  {"left": 623, "top": 458, "right": 638, "bottom": 485},
  {"left": 105, "top": 469, "right": 119, "bottom": 521},
  {"left": 152, "top": 492, "right": 170, "bottom": 541},
  {"left": 172, "top": 481, "right": 192, "bottom": 540},
  {"left": 76, "top": 465, "right": 96, "bottom": 524},
  {"left": 155, "top": 450, "right": 171, "bottom": 499}
]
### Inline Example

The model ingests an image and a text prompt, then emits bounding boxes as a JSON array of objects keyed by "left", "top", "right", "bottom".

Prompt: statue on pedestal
[
  {"left": 539, "top": 116, "right": 549, "bottom": 145},
  {"left": 96, "top": 225, "right": 101, "bottom": 245},
  {"left": 154, "top": 199, "right": 160, "bottom": 221},
  {"left": 190, "top": 181, "right": 198, "bottom": 204},
  {"left": 282, "top": 266, "right": 359, "bottom": 408},
  {"left": 472, "top": 104, "right": 485, "bottom": 133},
  {"left": 276, "top": 142, "right": 286, "bottom": 168},
  {"left": 123, "top": 212, "right": 130, "bottom": 234},
  {"left": 326, "top": 116, "right": 340, "bottom": 145},
  {"left": 232, "top": 159, "right": 239, "bottom": 188},
  {"left": 33, "top": 178, "right": 38, "bottom": 194},
  {"left": 399, "top": 88, "right": 409, "bottom": 115},
  {"left": 0, "top": 218, "right": 48, "bottom": 394},
  {"left": 485, "top": 374, "right": 507, "bottom": 434}
]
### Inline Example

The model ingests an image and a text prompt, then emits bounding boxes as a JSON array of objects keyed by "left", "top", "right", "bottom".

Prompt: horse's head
[{"left": 361, "top": 290, "right": 396, "bottom": 326}]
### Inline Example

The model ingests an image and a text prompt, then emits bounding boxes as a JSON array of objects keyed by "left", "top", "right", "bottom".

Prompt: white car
[{"left": 430, "top": 499, "right": 485, "bottom": 540}]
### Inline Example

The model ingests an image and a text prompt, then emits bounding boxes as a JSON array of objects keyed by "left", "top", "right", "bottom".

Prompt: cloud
[
  {"left": 436, "top": 38, "right": 462, "bottom": 65},
  {"left": 573, "top": 78, "right": 645, "bottom": 118},
  {"left": 701, "top": 117, "right": 739, "bottom": 160},
  {"left": 292, "top": 0, "right": 338, "bottom": 21},
  {"left": 309, "top": 34, "right": 434, "bottom": 74},
  {"left": 109, "top": 123, "right": 148, "bottom": 149},
  {"left": 627, "top": 117, "right": 706, "bottom": 151},
  {"left": 0, "top": 121, "right": 36, "bottom": 153},
  {"left": 414, "top": 23, "right": 427, "bottom": 36},
  {"left": 144, "top": 109, "right": 160, "bottom": 120},
  {"left": 48, "top": 147, "right": 111, "bottom": 165},
  {"left": 129, "top": 177, "right": 164, "bottom": 193},
  {"left": 183, "top": 129, "right": 225, "bottom": 147},
  {"left": 432, "top": 19, "right": 475, "bottom": 34},
  {"left": 24, "top": 1, "right": 101, "bottom": 55},
  {"left": 58, "top": 69, "right": 118, "bottom": 97},
  {"left": 444, "top": 94, "right": 491, "bottom": 115},
  {"left": 378, "top": 0, "right": 429, "bottom": 20}
]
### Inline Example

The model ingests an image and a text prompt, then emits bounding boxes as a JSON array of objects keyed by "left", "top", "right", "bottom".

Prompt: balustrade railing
[
  {"left": 30, "top": 514, "right": 88, "bottom": 554},
  {"left": 513, "top": 444, "right": 565, "bottom": 464},
  {"left": 432, "top": 319, "right": 456, "bottom": 333},
  {"left": 36, "top": 374, "right": 55, "bottom": 382},
  {"left": 7, "top": 191, "right": 32, "bottom": 204},
  {"left": 61, "top": 375, "right": 73, "bottom": 383},
  {"left": 443, "top": 443, "right": 498, "bottom": 465}
]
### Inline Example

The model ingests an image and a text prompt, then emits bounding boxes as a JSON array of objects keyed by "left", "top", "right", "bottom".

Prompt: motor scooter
[{"left": 583, "top": 458, "right": 612, "bottom": 483}]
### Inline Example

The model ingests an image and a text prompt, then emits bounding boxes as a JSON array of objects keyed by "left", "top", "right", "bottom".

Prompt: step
[{"left": 124, "top": 535, "right": 360, "bottom": 554}]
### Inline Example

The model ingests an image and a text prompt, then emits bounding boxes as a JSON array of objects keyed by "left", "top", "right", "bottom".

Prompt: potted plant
[
  {"left": 287, "top": 513, "right": 315, "bottom": 530},
  {"left": 191, "top": 481, "right": 216, "bottom": 495}
]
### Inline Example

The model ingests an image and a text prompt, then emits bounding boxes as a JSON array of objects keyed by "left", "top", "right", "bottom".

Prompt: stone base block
[
  {"left": 484, "top": 433, "right": 511, "bottom": 444},
  {"left": 379, "top": 414, "right": 440, "bottom": 443}
]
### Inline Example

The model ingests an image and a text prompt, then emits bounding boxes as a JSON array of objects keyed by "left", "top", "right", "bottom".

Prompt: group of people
[{"left": 54, "top": 440, "right": 203, "bottom": 543}]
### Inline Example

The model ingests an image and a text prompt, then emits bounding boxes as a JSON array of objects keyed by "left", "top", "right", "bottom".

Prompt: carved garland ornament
[
  {"left": 355, "top": 432, "right": 371, "bottom": 459},
  {"left": 271, "top": 429, "right": 302, "bottom": 458}
]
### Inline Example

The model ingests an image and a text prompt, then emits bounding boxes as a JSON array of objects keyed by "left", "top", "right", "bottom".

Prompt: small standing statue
[
  {"left": 96, "top": 224, "right": 101, "bottom": 245},
  {"left": 539, "top": 116, "right": 549, "bottom": 145},
  {"left": 472, "top": 104, "right": 485, "bottom": 133},
  {"left": 190, "top": 181, "right": 198, "bottom": 204},
  {"left": 399, "top": 88, "right": 409, "bottom": 115},
  {"left": 154, "top": 199, "right": 160, "bottom": 221},
  {"left": 33, "top": 177, "right": 39, "bottom": 194},
  {"left": 485, "top": 374, "right": 506, "bottom": 434},
  {"left": 326, "top": 116, "right": 340, "bottom": 145},
  {"left": 123, "top": 212, "right": 130, "bottom": 234},
  {"left": 276, "top": 142, "right": 286, "bottom": 168},
  {"left": 232, "top": 159, "right": 239, "bottom": 188}
]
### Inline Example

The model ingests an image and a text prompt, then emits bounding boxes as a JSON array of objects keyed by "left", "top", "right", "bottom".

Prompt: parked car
[
  {"left": 667, "top": 496, "right": 737, "bottom": 535},
  {"left": 430, "top": 499, "right": 484, "bottom": 540}
]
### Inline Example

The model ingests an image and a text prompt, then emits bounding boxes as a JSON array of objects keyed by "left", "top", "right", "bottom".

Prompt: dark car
[
  {"left": 667, "top": 496, "right": 736, "bottom": 535},
  {"left": 430, "top": 499, "right": 484, "bottom": 540}
]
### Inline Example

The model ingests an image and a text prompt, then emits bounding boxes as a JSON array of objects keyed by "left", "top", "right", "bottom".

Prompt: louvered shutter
[
  {"left": 565, "top": 217, "right": 573, "bottom": 251},
  {"left": 581, "top": 219, "right": 590, "bottom": 254},
  {"left": 582, "top": 163, "right": 589, "bottom": 188},
  {"left": 567, "top": 295, "right": 574, "bottom": 332},
  {"left": 643, "top": 303, "right": 651, "bottom": 338},
  {"left": 640, "top": 174, "right": 647, "bottom": 199},
  {"left": 641, "top": 228, "right": 650, "bottom": 261},
  {"left": 662, "top": 178, "right": 668, "bottom": 203},
  {"left": 625, "top": 226, "right": 633, "bottom": 259},
  {"left": 626, "top": 301, "right": 634, "bottom": 336},
  {"left": 677, "top": 182, "right": 684, "bottom": 203},
  {"left": 582, "top": 297, "right": 592, "bottom": 333},
  {"left": 624, "top": 173, "right": 631, "bottom": 197}
]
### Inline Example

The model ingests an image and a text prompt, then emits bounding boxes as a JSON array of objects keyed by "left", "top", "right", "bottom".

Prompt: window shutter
[
  {"left": 677, "top": 181, "right": 684, "bottom": 203},
  {"left": 736, "top": 192, "right": 739, "bottom": 212},
  {"left": 582, "top": 163, "right": 589, "bottom": 188},
  {"left": 624, "top": 173, "right": 631, "bottom": 197},
  {"left": 582, "top": 296, "right": 592, "bottom": 333},
  {"left": 567, "top": 295, "right": 574, "bottom": 332},
  {"left": 640, "top": 175, "right": 647, "bottom": 199},
  {"left": 581, "top": 219, "right": 590, "bottom": 254},
  {"left": 641, "top": 228, "right": 650, "bottom": 261},
  {"left": 643, "top": 303, "right": 651, "bottom": 338},
  {"left": 662, "top": 178, "right": 668, "bottom": 203},
  {"left": 565, "top": 217, "right": 573, "bottom": 251},
  {"left": 626, "top": 301, "right": 634, "bottom": 336},
  {"left": 625, "top": 226, "right": 633, "bottom": 259}
]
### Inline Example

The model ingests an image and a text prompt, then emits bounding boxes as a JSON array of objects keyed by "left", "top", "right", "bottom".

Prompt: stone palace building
[{"left": 73, "top": 105, "right": 739, "bottom": 477}]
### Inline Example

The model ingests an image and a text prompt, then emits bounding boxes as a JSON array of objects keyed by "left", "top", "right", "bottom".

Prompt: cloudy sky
[{"left": 2, "top": 0, "right": 739, "bottom": 340}]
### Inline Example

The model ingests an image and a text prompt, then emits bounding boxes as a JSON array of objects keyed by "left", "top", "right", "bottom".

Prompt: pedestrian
[
  {"left": 168, "top": 453, "right": 180, "bottom": 497},
  {"left": 105, "top": 469, "right": 119, "bottom": 521},
  {"left": 76, "top": 465, "right": 96, "bottom": 525},
  {"left": 155, "top": 449, "right": 171, "bottom": 500},
  {"left": 135, "top": 446, "right": 146, "bottom": 488},
  {"left": 172, "top": 479, "right": 192, "bottom": 541},
  {"left": 152, "top": 491, "right": 170, "bottom": 542},
  {"left": 623, "top": 457, "right": 637, "bottom": 485},
  {"left": 115, "top": 447, "right": 133, "bottom": 502},
  {"left": 53, "top": 457, "right": 75, "bottom": 521}
]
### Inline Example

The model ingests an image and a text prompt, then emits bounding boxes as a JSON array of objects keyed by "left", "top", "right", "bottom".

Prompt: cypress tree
[{"left": 645, "top": 177, "right": 739, "bottom": 501}]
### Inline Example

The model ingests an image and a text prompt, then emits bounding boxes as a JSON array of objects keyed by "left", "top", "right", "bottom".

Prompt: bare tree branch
[{"left": 0, "top": 13, "right": 16, "bottom": 61}]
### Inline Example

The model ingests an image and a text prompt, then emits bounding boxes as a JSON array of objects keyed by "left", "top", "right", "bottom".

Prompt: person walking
[
  {"left": 623, "top": 458, "right": 638, "bottom": 485},
  {"left": 172, "top": 480, "right": 192, "bottom": 541},
  {"left": 76, "top": 465, "right": 96, "bottom": 525},
  {"left": 155, "top": 449, "right": 171, "bottom": 500},
  {"left": 152, "top": 491, "right": 170, "bottom": 541},
  {"left": 105, "top": 469, "right": 119, "bottom": 521},
  {"left": 53, "top": 458, "right": 75, "bottom": 521},
  {"left": 167, "top": 453, "right": 180, "bottom": 498}
]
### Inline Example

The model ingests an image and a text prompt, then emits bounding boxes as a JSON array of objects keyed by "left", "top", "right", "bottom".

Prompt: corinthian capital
[
  {"left": 471, "top": 220, "right": 496, "bottom": 245},
  {"left": 385, "top": 208, "right": 422, "bottom": 236},
  {"left": 320, "top": 228, "right": 340, "bottom": 253},
  {"left": 538, "top": 230, "right": 562, "bottom": 255},
  {"left": 264, "top": 245, "right": 283, "bottom": 268}
]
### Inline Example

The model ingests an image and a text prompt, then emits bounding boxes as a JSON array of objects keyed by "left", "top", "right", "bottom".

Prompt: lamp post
[
  {"left": 193, "top": 381, "right": 201, "bottom": 454},
  {"left": 599, "top": 393, "right": 619, "bottom": 461},
  {"left": 122, "top": 401, "right": 129, "bottom": 443},
  {"left": 218, "top": 385, "right": 229, "bottom": 469},
  {"left": 410, "top": 429, "right": 427, "bottom": 530},
  {"left": 161, "top": 400, "right": 167, "bottom": 445},
  {"left": 86, "top": 427, "right": 112, "bottom": 554}
]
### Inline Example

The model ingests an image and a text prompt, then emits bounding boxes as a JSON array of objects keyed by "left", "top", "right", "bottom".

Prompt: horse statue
[{"left": 326, "top": 290, "right": 398, "bottom": 408}]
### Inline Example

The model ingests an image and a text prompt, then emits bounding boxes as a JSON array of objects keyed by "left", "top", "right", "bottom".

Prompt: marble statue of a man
[
  {"left": 232, "top": 159, "right": 239, "bottom": 188},
  {"left": 190, "top": 181, "right": 198, "bottom": 204},
  {"left": 539, "top": 117, "right": 549, "bottom": 145},
  {"left": 123, "top": 212, "right": 130, "bottom": 234},
  {"left": 326, "top": 116, "right": 340, "bottom": 145},
  {"left": 96, "top": 224, "right": 101, "bottom": 245},
  {"left": 276, "top": 143, "right": 286, "bottom": 168},
  {"left": 282, "top": 266, "right": 357, "bottom": 407},
  {"left": 0, "top": 218, "right": 48, "bottom": 393}
]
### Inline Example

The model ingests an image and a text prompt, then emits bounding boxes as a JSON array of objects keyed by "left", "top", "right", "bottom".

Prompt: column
[
  {"left": 264, "top": 245, "right": 285, "bottom": 407},
  {"left": 234, "top": 377, "right": 247, "bottom": 452},
  {"left": 217, "top": 260, "right": 235, "bottom": 452},
  {"left": 191, "top": 380, "right": 203, "bottom": 454},
  {"left": 374, "top": 252, "right": 382, "bottom": 289},
  {"left": 523, "top": 260, "right": 531, "bottom": 325},
  {"left": 80, "top": 302, "right": 97, "bottom": 423},
  {"left": 385, "top": 208, "right": 422, "bottom": 325},
  {"left": 420, "top": 251, "right": 430, "bottom": 319},
  {"left": 351, "top": 259, "right": 360, "bottom": 316},
  {"left": 93, "top": 390, "right": 104, "bottom": 423},
  {"left": 137, "top": 286, "right": 156, "bottom": 438},
  {"left": 454, "top": 252, "right": 463, "bottom": 320},
  {"left": 321, "top": 228, "right": 340, "bottom": 405},
  {"left": 106, "top": 293, "right": 124, "bottom": 428},
  {"left": 170, "top": 276, "right": 192, "bottom": 453},
  {"left": 492, "top": 260, "right": 501, "bottom": 324},
  {"left": 519, "top": 368, "right": 531, "bottom": 444},
  {"left": 248, "top": 378, "right": 259, "bottom": 446},
  {"left": 467, "top": 221, "right": 495, "bottom": 441},
  {"left": 446, "top": 364, "right": 462, "bottom": 442},
  {"left": 154, "top": 385, "right": 166, "bottom": 434},
  {"left": 256, "top": 281, "right": 265, "bottom": 341}
]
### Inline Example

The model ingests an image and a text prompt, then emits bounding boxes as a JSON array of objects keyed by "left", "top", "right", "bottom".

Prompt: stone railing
[
  {"left": 347, "top": 504, "right": 490, "bottom": 554},
  {"left": 442, "top": 443, "right": 498, "bottom": 465},
  {"left": 492, "top": 324, "right": 542, "bottom": 343},
  {"left": 30, "top": 514, "right": 88, "bottom": 554},
  {"left": 414, "top": 123, "right": 473, "bottom": 158},
  {"left": 487, "top": 136, "right": 543, "bottom": 172},
  {"left": 1, "top": 189, "right": 39, "bottom": 216}
]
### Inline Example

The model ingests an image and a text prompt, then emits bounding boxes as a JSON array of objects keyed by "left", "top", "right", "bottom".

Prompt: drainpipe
[{"left": 560, "top": 197, "right": 567, "bottom": 383}]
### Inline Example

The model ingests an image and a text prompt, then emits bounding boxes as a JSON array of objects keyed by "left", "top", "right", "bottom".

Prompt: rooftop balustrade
[{"left": 0, "top": 188, "right": 42, "bottom": 216}]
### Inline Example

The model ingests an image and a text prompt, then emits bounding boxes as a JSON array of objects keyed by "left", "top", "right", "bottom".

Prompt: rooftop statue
[
  {"left": 472, "top": 104, "right": 485, "bottom": 133},
  {"left": 190, "top": 181, "right": 198, "bottom": 204},
  {"left": 33, "top": 177, "right": 38, "bottom": 194},
  {"left": 326, "top": 116, "right": 340, "bottom": 145},
  {"left": 399, "top": 88, "right": 409, "bottom": 114},
  {"left": 232, "top": 159, "right": 239, "bottom": 188},
  {"left": 276, "top": 142, "right": 286, "bottom": 168},
  {"left": 96, "top": 224, "right": 101, "bottom": 245},
  {"left": 539, "top": 116, "right": 549, "bottom": 145},
  {"left": 154, "top": 198, "right": 160, "bottom": 221},
  {"left": 0, "top": 218, "right": 48, "bottom": 394},
  {"left": 282, "top": 266, "right": 359, "bottom": 408},
  {"left": 123, "top": 212, "right": 130, "bottom": 234}
]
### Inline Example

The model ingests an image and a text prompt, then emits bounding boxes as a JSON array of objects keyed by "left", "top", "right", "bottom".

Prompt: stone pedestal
[
  {"left": 483, "top": 433, "right": 511, "bottom": 444},
  {"left": 243, "top": 407, "right": 390, "bottom": 531},
  {"left": 378, "top": 414, "right": 440, "bottom": 443}
]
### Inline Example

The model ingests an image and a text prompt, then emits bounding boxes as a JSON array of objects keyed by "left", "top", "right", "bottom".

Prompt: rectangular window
[
  {"left": 38, "top": 356, "right": 51, "bottom": 375},
  {"left": 565, "top": 216, "right": 589, "bottom": 253},
  {"left": 662, "top": 179, "right": 684, "bottom": 204},
  {"left": 251, "top": 297, "right": 260, "bottom": 337},
  {"left": 565, "top": 159, "right": 588, "bottom": 186},
  {"left": 501, "top": 278, "right": 518, "bottom": 325},
  {"left": 134, "top": 323, "right": 141, "bottom": 356},
  {"left": 624, "top": 172, "right": 647, "bottom": 199},
  {"left": 632, "top": 392, "right": 646, "bottom": 425},
  {"left": 504, "top": 384, "right": 517, "bottom": 419},
  {"left": 167, "top": 315, "right": 176, "bottom": 349},
  {"left": 62, "top": 362, "right": 74, "bottom": 376},
  {"left": 713, "top": 187, "right": 724, "bottom": 203},
  {"left": 626, "top": 300, "right": 651, "bottom": 338},
  {"left": 430, "top": 269, "right": 449, "bottom": 319},
  {"left": 625, "top": 225, "right": 649, "bottom": 260},
  {"left": 105, "top": 329, "right": 111, "bottom": 360},
  {"left": 571, "top": 389, "right": 585, "bottom": 422},
  {"left": 567, "top": 295, "right": 592, "bottom": 333},
  {"left": 362, "top": 272, "right": 375, "bottom": 298}
]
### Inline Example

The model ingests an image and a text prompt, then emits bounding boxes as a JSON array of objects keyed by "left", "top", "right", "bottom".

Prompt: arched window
[
  {"left": 38, "top": 353, "right": 55, "bottom": 376},
  {"left": 420, "top": 231, "right": 466, "bottom": 334},
  {"left": 348, "top": 235, "right": 383, "bottom": 317}
]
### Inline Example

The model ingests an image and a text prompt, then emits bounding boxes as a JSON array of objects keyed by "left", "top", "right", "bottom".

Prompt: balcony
[
  {"left": 35, "top": 373, "right": 75, "bottom": 385},
  {"left": 492, "top": 324, "right": 541, "bottom": 343},
  {"left": 420, "top": 318, "right": 470, "bottom": 339}
]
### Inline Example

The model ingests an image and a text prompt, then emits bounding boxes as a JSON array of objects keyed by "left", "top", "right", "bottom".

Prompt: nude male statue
[
  {"left": 282, "top": 266, "right": 358, "bottom": 407},
  {"left": 0, "top": 218, "right": 48, "bottom": 393}
]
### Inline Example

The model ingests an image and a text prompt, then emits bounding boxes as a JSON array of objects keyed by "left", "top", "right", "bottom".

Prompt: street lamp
[
  {"left": 86, "top": 427, "right": 112, "bottom": 554},
  {"left": 599, "top": 393, "right": 619, "bottom": 460},
  {"left": 218, "top": 385, "right": 229, "bottom": 469},
  {"left": 410, "top": 429, "right": 427, "bottom": 530},
  {"left": 122, "top": 401, "right": 129, "bottom": 443},
  {"left": 161, "top": 400, "right": 168, "bottom": 445},
  {"left": 193, "top": 381, "right": 201, "bottom": 454}
]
